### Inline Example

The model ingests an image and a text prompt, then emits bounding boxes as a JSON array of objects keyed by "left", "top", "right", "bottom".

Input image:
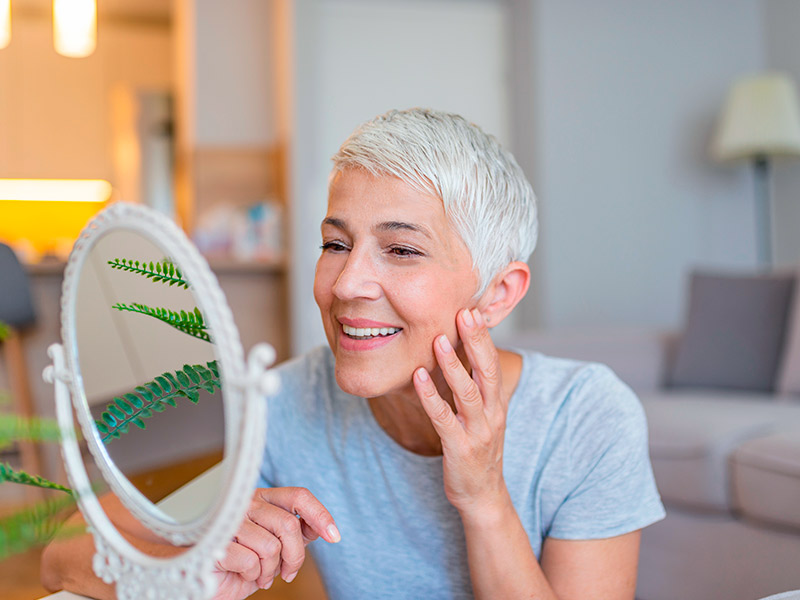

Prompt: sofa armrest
[{"left": 503, "top": 327, "right": 677, "bottom": 393}]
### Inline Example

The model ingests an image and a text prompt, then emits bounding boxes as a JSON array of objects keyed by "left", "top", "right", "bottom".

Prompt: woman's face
[{"left": 314, "top": 168, "right": 480, "bottom": 399}]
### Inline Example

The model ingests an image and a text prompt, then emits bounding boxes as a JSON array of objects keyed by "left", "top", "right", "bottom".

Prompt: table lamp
[{"left": 712, "top": 72, "right": 800, "bottom": 266}]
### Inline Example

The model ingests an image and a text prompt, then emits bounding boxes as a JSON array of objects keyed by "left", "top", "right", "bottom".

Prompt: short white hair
[{"left": 330, "top": 108, "right": 538, "bottom": 297}]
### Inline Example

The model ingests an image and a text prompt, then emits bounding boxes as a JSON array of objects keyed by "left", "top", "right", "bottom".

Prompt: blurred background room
[{"left": 2, "top": 1, "right": 800, "bottom": 599}]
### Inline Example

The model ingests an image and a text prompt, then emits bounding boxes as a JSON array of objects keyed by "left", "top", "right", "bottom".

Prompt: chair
[{"left": 0, "top": 242, "right": 43, "bottom": 495}]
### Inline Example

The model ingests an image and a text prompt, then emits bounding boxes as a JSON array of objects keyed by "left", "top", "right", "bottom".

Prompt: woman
[{"left": 43, "top": 108, "right": 664, "bottom": 600}]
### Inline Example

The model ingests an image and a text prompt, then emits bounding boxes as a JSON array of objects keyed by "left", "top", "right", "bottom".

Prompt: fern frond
[
  {"left": 0, "top": 463, "right": 72, "bottom": 493},
  {"left": 95, "top": 361, "right": 221, "bottom": 443},
  {"left": 0, "top": 493, "right": 79, "bottom": 560},
  {"left": 107, "top": 258, "right": 189, "bottom": 289},
  {"left": 111, "top": 303, "right": 212, "bottom": 343},
  {"left": 0, "top": 415, "right": 64, "bottom": 450}
]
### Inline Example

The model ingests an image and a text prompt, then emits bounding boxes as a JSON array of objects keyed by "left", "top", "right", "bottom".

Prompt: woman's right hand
[{"left": 213, "top": 487, "right": 340, "bottom": 600}]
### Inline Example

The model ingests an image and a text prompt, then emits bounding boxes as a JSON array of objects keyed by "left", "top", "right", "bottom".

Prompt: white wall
[
  {"left": 764, "top": 0, "right": 800, "bottom": 267},
  {"left": 289, "top": 0, "right": 511, "bottom": 355},
  {"left": 183, "top": 0, "right": 277, "bottom": 147},
  {"left": 193, "top": 0, "right": 277, "bottom": 147},
  {"left": 519, "top": 0, "right": 765, "bottom": 331}
]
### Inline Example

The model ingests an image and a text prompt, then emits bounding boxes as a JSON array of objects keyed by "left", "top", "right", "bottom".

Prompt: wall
[
  {"left": 764, "top": 0, "right": 800, "bottom": 267},
  {"left": 192, "top": 0, "right": 277, "bottom": 147},
  {"left": 518, "top": 0, "right": 765, "bottom": 331},
  {"left": 0, "top": 15, "right": 171, "bottom": 182},
  {"left": 288, "top": 0, "right": 512, "bottom": 355}
]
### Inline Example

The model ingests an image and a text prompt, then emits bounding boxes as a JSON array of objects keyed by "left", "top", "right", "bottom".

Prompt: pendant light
[
  {"left": 53, "top": 0, "right": 96, "bottom": 58},
  {"left": 0, "top": 0, "right": 10, "bottom": 50}
]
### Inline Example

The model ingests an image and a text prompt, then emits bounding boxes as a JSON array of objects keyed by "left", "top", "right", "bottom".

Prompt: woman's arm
[
  {"left": 414, "top": 308, "right": 641, "bottom": 599},
  {"left": 41, "top": 494, "right": 182, "bottom": 600},
  {"left": 41, "top": 487, "right": 340, "bottom": 600},
  {"left": 459, "top": 490, "right": 640, "bottom": 599}
]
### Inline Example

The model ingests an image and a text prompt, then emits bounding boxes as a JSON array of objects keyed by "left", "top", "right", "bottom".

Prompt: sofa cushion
[
  {"left": 669, "top": 271, "right": 795, "bottom": 392},
  {"left": 640, "top": 392, "right": 800, "bottom": 512},
  {"left": 731, "top": 430, "right": 800, "bottom": 529},
  {"left": 777, "top": 267, "right": 800, "bottom": 395}
]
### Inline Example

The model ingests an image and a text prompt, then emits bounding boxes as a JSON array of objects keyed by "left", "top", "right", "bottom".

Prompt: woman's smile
[{"left": 337, "top": 317, "right": 403, "bottom": 351}]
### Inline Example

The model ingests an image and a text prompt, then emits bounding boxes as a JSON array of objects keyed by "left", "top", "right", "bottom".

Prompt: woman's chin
[{"left": 334, "top": 367, "right": 411, "bottom": 399}]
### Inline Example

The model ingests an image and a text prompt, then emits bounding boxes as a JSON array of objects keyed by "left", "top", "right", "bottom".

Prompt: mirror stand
[
  {"left": 44, "top": 341, "right": 278, "bottom": 600},
  {"left": 43, "top": 203, "right": 279, "bottom": 600}
]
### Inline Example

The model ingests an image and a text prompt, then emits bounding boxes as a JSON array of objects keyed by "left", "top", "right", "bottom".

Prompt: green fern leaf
[
  {"left": 0, "top": 463, "right": 72, "bottom": 493},
  {"left": 0, "top": 415, "right": 64, "bottom": 448},
  {"left": 114, "top": 398, "right": 133, "bottom": 415},
  {"left": 155, "top": 376, "right": 172, "bottom": 392},
  {"left": 96, "top": 361, "right": 220, "bottom": 443},
  {"left": 106, "top": 258, "right": 190, "bottom": 289},
  {"left": 111, "top": 302, "right": 212, "bottom": 343},
  {"left": 0, "top": 493, "right": 80, "bottom": 560},
  {"left": 183, "top": 365, "right": 201, "bottom": 384},
  {"left": 164, "top": 372, "right": 180, "bottom": 388}
]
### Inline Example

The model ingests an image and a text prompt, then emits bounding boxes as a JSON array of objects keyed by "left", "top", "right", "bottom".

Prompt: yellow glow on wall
[
  {"left": 0, "top": 0, "right": 10, "bottom": 50},
  {"left": 0, "top": 179, "right": 112, "bottom": 259},
  {"left": 0, "top": 178, "right": 111, "bottom": 202},
  {"left": 53, "top": 0, "right": 97, "bottom": 58}
]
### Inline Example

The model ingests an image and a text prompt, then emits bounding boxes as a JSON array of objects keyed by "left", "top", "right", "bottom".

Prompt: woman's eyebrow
[
  {"left": 377, "top": 221, "right": 433, "bottom": 239},
  {"left": 321, "top": 217, "right": 346, "bottom": 229}
]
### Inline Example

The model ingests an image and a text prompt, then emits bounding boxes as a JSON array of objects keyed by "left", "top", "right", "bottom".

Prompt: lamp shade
[{"left": 713, "top": 73, "right": 800, "bottom": 161}]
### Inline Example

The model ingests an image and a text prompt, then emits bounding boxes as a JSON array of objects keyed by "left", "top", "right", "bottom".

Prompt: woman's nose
[{"left": 332, "top": 248, "right": 382, "bottom": 301}]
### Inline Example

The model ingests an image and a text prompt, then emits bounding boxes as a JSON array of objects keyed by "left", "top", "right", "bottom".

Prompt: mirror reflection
[{"left": 74, "top": 230, "right": 224, "bottom": 523}]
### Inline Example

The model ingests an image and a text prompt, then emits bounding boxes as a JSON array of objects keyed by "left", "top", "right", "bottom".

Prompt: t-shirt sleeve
[{"left": 547, "top": 365, "right": 665, "bottom": 540}]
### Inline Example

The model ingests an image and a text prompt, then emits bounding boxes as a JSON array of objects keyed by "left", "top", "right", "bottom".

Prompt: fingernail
[
  {"left": 284, "top": 572, "right": 297, "bottom": 584},
  {"left": 462, "top": 309, "right": 474, "bottom": 328},
  {"left": 263, "top": 579, "right": 274, "bottom": 589},
  {"left": 416, "top": 367, "right": 429, "bottom": 382},
  {"left": 327, "top": 524, "right": 341, "bottom": 543},
  {"left": 473, "top": 309, "right": 484, "bottom": 326},
  {"left": 438, "top": 335, "right": 453, "bottom": 353}
]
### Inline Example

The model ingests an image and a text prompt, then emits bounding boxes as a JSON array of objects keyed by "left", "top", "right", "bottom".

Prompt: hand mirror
[{"left": 44, "top": 203, "right": 278, "bottom": 600}]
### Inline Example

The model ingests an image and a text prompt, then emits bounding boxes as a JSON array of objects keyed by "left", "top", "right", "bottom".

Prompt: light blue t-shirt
[{"left": 258, "top": 346, "right": 665, "bottom": 599}]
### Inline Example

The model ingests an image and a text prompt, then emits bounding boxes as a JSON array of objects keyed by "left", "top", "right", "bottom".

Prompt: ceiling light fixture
[
  {"left": 0, "top": 0, "right": 10, "bottom": 50},
  {"left": 53, "top": 0, "right": 97, "bottom": 58}
]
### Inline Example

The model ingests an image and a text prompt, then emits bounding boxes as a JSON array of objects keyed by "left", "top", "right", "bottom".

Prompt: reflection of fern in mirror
[
  {"left": 95, "top": 361, "right": 220, "bottom": 443},
  {"left": 111, "top": 303, "right": 212, "bottom": 343},
  {"left": 97, "top": 258, "right": 222, "bottom": 444},
  {"left": 107, "top": 258, "right": 190, "bottom": 289}
]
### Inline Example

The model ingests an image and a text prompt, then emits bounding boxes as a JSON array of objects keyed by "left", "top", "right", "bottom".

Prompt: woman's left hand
[{"left": 413, "top": 308, "right": 509, "bottom": 516}]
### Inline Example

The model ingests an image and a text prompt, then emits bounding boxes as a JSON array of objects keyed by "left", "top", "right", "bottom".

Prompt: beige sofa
[{"left": 505, "top": 325, "right": 800, "bottom": 600}]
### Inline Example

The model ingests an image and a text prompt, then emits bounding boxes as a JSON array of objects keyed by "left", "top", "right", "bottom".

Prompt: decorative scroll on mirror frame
[{"left": 44, "top": 202, "right": 279, "bottom": 600}]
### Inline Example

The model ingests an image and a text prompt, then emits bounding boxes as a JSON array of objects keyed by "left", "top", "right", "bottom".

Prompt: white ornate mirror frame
[{"left": 43, "top": 202, "right": 279, "bottom": 600}]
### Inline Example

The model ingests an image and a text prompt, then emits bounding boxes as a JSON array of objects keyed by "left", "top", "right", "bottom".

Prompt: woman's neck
[{"left": 367, "top": 348, "right": 523, "bottom": 456}]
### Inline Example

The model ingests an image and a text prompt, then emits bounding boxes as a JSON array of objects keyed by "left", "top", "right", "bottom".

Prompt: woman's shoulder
[
  {"left": 510, "top": 348, "right": 643, "bottom": 425},
  {"left": 270, "top": 345, "right": 336, "bottom": 404}
]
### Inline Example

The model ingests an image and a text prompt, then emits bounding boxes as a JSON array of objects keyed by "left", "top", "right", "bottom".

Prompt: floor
[{"left": 0, "top": 451, "right": 328, "bottom": 600}]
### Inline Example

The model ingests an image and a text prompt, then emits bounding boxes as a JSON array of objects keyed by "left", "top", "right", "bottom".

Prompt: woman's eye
[
  {"left": 388, "top": 246, "right": 422, "bottom": 258},
  {"left": 320, "top": 241, "right": 349, "bottom": 253}
]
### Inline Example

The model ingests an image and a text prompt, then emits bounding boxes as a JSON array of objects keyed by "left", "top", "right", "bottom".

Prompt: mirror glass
[{"left": 73, "top": 229, "right": 224, "bottom": 524}]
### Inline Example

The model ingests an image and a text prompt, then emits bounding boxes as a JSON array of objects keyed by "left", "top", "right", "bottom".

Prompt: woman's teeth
[{"left": 342, "top": 324, "right": 401, "bottom": 339}]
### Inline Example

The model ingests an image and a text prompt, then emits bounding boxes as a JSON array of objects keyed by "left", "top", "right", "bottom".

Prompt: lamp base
[{"left": 753, "top": 156, "right": 772, "bottom": 267}]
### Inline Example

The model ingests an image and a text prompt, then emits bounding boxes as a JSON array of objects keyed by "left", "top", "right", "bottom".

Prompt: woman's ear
[{"left": 478, "top": 261, "right": 531, "bottom": 328}]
